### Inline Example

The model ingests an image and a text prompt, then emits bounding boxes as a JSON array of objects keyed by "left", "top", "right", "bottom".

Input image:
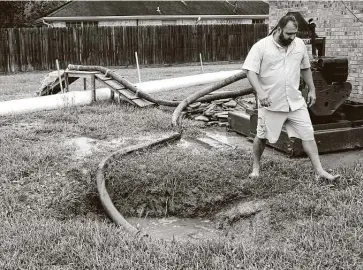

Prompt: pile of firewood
[{"left": 185, "top": 96, "right": 256, "bottom": 126}]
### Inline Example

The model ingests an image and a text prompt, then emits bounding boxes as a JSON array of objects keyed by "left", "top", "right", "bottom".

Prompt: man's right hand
[
  {"left": 258, "top": 92, "right": 272, "bottom": 107},
  {"left": 246, "top": 70, "right": 272, "bottom": 107}
]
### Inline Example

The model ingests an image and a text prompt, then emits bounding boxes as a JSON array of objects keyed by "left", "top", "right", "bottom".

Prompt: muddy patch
[
  {"left": 61, "top": 131, "right": 273, "bottom": 244},
  {"left": 214, "top": 199, "right": 271, "bottom": 244},
  {"left": 64, "top": 137, "right": 125, "bottom": 160},
  {"left": 64, "top": 134, "right": 174, "bottom": 160},
  {"left": 127, "top": 199, "right": 270, "bottom": 245},
  {"left": 128, "top": 217, "right": 220, "bottom": 242}
]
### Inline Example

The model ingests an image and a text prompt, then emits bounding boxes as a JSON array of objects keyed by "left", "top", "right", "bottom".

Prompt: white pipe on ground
[
  {"left": 0, "top": 88, "right": 112, "bottom": 116},
  {"left": 0, "top": 70, "right": 244, "bottom": 116},
  {"left": 135, "top": 70, "right": 241, "bottom": 93}
]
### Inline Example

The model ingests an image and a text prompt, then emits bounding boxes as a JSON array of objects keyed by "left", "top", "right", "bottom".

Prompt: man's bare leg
[
  {"left": 250, "top": 136, "right": 267, "bottom": 177},
  {"left": 302, "top": 140, "right": 340, "bottom": 181}
]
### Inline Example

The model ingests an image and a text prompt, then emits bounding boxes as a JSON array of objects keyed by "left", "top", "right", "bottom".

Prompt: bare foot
[
  {"left": 316, "top": 170, "right": 341, "bottom": 181},
  {"left": 249, "top": 169, "right": 260, "bottom": 178}
]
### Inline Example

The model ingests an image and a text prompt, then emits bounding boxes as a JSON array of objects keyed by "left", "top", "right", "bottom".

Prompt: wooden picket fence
[{"left": 0, "top": 24, "right": 268, "bottom": 73}]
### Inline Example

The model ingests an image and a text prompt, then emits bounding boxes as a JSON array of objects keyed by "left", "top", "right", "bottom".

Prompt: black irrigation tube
[
  {"left": 96, "top": 133, "right": 181, "bottom": 237},
  {"left": 68, "top": 65, "right": 250, "bottom": 237},
  {"left": 68, "top": 64, "right": 253, "bottom": 107}
]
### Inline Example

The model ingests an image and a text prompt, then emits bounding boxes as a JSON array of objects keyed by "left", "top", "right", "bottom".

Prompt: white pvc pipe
[
  {"left": 135, "top": 70, "right": 241, "bottom": 94},
  {"left": 0, "top": 88, "right": 112, "bottom": 116},
  {"left": 0, "top": 70, "right": 244, "bottom": 116}
]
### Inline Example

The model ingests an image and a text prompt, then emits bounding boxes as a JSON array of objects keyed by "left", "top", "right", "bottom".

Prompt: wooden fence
[{"left": 0, "top": 24, "right": 268, "bottom": 73}]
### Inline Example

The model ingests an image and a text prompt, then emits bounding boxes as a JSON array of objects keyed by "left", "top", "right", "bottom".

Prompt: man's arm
[
  {"left": 301, "top": 68, "right": 316, "bottom": 107},
  {"left": 246, "top": 70, "right": 271, "bottom": 107}
]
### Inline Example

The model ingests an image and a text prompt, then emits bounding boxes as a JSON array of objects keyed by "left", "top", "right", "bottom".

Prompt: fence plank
[{"left": 0, "top": 24, "right": 267, "bottom": 73}]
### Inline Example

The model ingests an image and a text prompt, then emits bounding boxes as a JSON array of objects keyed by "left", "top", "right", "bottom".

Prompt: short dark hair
[{"left": 277, "top": 14, "right": 298, "bottom": 29}]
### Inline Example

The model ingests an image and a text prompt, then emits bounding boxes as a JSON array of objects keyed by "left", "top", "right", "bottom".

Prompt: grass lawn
[{"left": 0, "top": 62, "right": 362, "bottom": 269}]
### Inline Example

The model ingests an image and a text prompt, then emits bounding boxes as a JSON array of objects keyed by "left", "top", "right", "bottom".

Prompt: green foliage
[{"left": 0, "top": 1, "right": 66, "bottom": 28}]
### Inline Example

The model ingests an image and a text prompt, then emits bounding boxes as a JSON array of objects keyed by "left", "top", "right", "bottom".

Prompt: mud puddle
[
  {"left": 127, "top": 217, "right": 221, "bottom": 242},
  {"left": 63, "top": 130, "right": 239, "bottom": 160},
  {"left": 64, "top": 133, "right": 174, "bottom": 160},
  {"left": 125, "top": 199, "right": 269, "bottom": 244}
]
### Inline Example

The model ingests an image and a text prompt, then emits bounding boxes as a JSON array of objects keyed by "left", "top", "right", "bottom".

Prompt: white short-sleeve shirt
[{"left": 242, "top": 35, "right": 310, "bottom": 112}]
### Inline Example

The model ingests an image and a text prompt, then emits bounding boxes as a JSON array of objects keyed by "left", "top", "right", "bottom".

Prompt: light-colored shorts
[{"left": 256, "top": 104, "right": 314, "bottom": 143}]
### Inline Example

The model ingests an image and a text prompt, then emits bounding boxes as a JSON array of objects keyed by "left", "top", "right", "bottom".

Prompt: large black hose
[
  {"left": 68, "top": 64, "right": 253, "bottom": 107},
  {"left": 71, "top": 65, "right": 251, "bottom": 236},
  {"left": 96, "top": 133, "right": 181, "bottom": 238},
  {"left": 172, "top": 72, "right": 247, "bottom": 127}
]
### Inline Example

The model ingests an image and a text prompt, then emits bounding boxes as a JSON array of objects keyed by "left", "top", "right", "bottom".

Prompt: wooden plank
[
  {"left": 116, "top": 90, "right": 154, "bottom": 107},
  {"left": 102, "top": 79, "right": 125, "bottom": 90},
  {"left": 91, "top": 74, "right": 96, "bottom": 101},
  {"left": 94, "top": 73, "right": 113, "bottom": 81},
  {"left": 131, "top": 98, "right": 155, "bottom": 107},
  {"left": 118, "top": 89, "right": 139, "bottom": 100},
  {"left": 19, "top": 28, "right": 25, "bottom": 71},
  {"left": 95, "top": 74, "right": 155, "bottom": 107},
  {"left": 94, "top": 73, "right": 154, "bottom": 106},
  {"left": 0, "top": 24, "right": 269, "bottom": 73},
  {"left": 79, "top": 27, "right": 83, "bottom": 64},
  {"left": 14, "top": 28, "right": 20, "bottom": 72},
  {"left": 96, "top": 77, "right": 125, "bottom": 90},
  {"left": 114, "top": 27, "right": 121, "bottom": 65},
  {"left": 8, "top": 29, "right": 15, "bottom": 72},
  {"left": 0, "top": 29, "right": 4, "bottom": 72}
]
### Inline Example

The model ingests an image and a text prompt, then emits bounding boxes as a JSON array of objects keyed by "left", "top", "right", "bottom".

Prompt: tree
[
  {"left": 0, "top": 1, "right": 67, "bottom": 28},
  {"left": 0, "top": 1, "right": 25, "bottom": 27}
]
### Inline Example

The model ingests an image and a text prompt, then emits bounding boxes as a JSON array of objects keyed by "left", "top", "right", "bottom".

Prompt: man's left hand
[{"left": 307, "top": 91, "right": 316, "bottom": 107}]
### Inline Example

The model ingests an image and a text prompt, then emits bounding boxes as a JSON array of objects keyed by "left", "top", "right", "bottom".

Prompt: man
[{"left": 242, "top": 14, "right": 340, "bottom": 181}]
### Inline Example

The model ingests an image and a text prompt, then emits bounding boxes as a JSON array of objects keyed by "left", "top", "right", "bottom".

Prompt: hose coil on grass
[{"left": 68, "top": 65, "right": 249, "bottom": 237}]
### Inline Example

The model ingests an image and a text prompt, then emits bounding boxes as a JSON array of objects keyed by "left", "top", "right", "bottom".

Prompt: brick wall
[{"left": 269, "top": 0, "right": 363, "bottom": 102}]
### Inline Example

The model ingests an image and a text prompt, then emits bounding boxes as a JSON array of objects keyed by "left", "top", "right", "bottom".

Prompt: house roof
[{"left": 44, "top": 1, "right": 269, "bottom": 18}]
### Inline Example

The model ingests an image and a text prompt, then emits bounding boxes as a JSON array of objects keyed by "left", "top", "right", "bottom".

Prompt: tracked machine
[{"left": 228, "top": 14, "right": 363, "bottom": 156}]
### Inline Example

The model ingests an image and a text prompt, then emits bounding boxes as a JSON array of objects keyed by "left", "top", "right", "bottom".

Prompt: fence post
[
  {"left": 1, "top": 25, "right": 268, "bottom": 73},
  {"left": 91, "top": 74, "right": 96, "bottom": 102}
]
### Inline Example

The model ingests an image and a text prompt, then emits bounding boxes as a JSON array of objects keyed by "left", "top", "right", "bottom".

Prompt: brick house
[
  {"left": 269, "top": 0, "right": 363, "bottom": 102},
  {"left": 34, "top": 0, "right": 269, "bottom": 27}
]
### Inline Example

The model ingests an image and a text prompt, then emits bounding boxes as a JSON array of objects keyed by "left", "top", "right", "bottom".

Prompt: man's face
[{"left": 278, "top": 21, "right": 297, "bottom": 46}]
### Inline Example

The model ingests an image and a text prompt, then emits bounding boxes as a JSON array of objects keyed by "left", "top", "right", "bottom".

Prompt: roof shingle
[{"left": 46, "top": 1, "right": 268, "bottom": 17}]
